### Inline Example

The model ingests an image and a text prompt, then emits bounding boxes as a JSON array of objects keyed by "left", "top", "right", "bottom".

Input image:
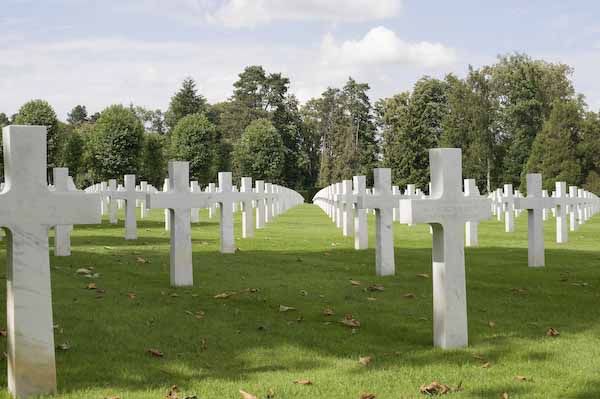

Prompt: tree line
[{"left": 1, "top": 53, "right": 599, "bottom": 195}]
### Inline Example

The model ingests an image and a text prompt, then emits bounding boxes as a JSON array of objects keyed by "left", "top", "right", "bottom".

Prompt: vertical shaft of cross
[
  {"left": 527, "top": 174, "right": 545, "bottom": 267},
  {"left": 53, "top": 168, "right": 73, "bottom": 256},
  {"left": 342, "top": 179, "right": 354, "bottom": 237},
  {"left": 255, "top": 180, "right": 265, "bottom": 229},
  {"left": 241, "top": 177, "right": 254, "bottom": 238},
  {"left": 219, "top": 172, "right": 235, "bottom": 253},
  {"left": 353, "top": 176, "right": 368, "bottom": 250},
  {"left": 373, "top": 169, "right": 394, "bottom": 276},
  {"left": 190, "top": 181, "right": 201, "bottom": 223},
  {"left": 464, "top": 179, "right": 479, "bottom": 247},
  {"left": 168, "top": 162, "right": 193, "bottom": 286},
  {"left": 555, "top": 182, "right": 568, "bottom": 243},
  {"left": 124, "top": 175, "right": 138, "bottom": 240},
  {"left": 108, "top": 179, "right": 118, "bottom": 224}
]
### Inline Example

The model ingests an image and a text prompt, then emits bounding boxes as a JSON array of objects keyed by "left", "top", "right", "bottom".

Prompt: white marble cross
[
  {"left": 356, "top": 168, "right": 396, "bottom": 276},
  {"left": 100, "top": 181, "right": 108, "bottom": 215},
  {"left": 464, "top": 179, "right": 480, "bottom": 247},
  {"left": 108, "top": 179, "right": 118, "bottom": 224},
  {"left": 139, "top": 181, "right": 148, "bottom": 218},
  {"left": 190, "top": 180, "right": 201, "bottom": 223},
  {"left": 392, "top": 185, "right": 400, "bottom": 222},
  {"left": 53, "top": 168, "right": 74, "bottom": 256},
  {"left": 109, "top": 175, "right": 146, "bottom": 240},
  {"left": 0, "top": 125, "right": 101, "bottom": 398},
  {"left": 400, "top": 148, "right": 491, "bottom": 349},
  {"left": 147, "top": 161, "right": 194, "bottom": 286},
  {"left": 554, "top": 181, "right": 568, "bottom": 243},
  {"left": 264, "top": 182, "right": 274, "bottom": 223},
  {"left": 207, "top": 182, "right": 216, "bottom": 219},
  {"left": 502, "top": 184, "right": 515, "bottom": 233},
  {"left": 240, "top": 177, "right": 255, "bottom": 238},
  {"left": 340, "top": 180, "right": 354, "bottom": 236},
  {"left": 514, "top": 173, "right": 555, "bottom": 267},
  {"left": 495, "top": 188, "right": 503, "bottom": 221},
  {"left": 255, "top": 180, "right": 266, "bottom": 229},
  {"left": 216, "top": 172, "right": 237, "bottom": 253},
  {"left": 542, "top": 190, "right": 549, "bottom": 221},
  {"left": 568, "top": 185, "right": 579, "bottom": 231},
  {"left": 163, "top": 178, "right": 171, "bottom": 231},
  {"left": 116, "top": 183, "right": 124, "bottom": 209}
]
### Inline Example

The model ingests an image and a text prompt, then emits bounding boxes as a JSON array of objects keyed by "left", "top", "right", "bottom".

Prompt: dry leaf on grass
[
  {"left": 500, "top": 393, "right": 509, "bottom": 399},
  {"left": 482, "top": 362, "right": 491, "bottom": 368},
  {"left": 0, "top": 330, "right": 6, "bottom": 337},
  {"left": 419, "top": 381, "right": 462, "bottom": 395},
  {"left": 359, "top": 356, "right": 372, "bottom": 366},
  {"left": 145, "top": 348, "right": 164, "bottom": 357},
  {"left": 350, "top": 280, "right": 362, "bottom": 286},
  {"left": 127, "top": 292, "right": 136, "bottom": 299},
  {"left": 279, "top": 305, "right": 296, "bottom": 312},
  {"left": 416, "top": 273, "right": 430, "bottom": 279},
  {"left": 367, "top": 285, "right": 384, "bottom": 292},
  {"left": 294, "top": 379, "right": 312, "bottom": 385},
  {"left": 323, "top": 308, "right": 335, "bottom": 316},
  {"left": 514, "top": 375, "right": 528, "bottom": 382},
  {"left": 360, "top": 393, "right": 376, "bottom": 399},
  {"left": 136, "top": 257, "right": 148, "bottom": 264},
  {"left": 488, "top": 321, "right": 496, "bottom": 328},
  {"left": 239, "top": 390, "right": 258, "bottom": 399},
  {"left": 546, "top": 327, "right": 560, "bottom": 337},
  {"left": 341, "top": 315, "right": 361, "bottom": 328},
  {"left": 367, "top": 297, "right": 377, "bottom": 301},
  {"left": 56, "top": 343, "right": 71, "bottom": 351},
  {"left": 404, "top": 293, "right": 416, "bottom": 299},
  {"left": 86, "top": 282, "right": 97, "bottom": 290}
]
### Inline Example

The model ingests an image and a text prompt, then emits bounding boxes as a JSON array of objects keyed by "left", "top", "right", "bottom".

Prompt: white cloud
[
  {"left": 122, "top": 0, "right": 402, "bottom": 28},
  {"left": 321, "top": 26, "right": 458, "bottom": 68}
]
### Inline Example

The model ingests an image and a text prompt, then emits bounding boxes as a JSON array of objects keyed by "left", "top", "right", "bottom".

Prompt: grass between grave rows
[{"left": 0, "top": 204, "right": 599, "bottom": 398}]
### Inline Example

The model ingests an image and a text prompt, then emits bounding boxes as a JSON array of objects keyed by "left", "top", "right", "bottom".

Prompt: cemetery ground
[{"left": 0, "top": 205, "right": 599, "bottom": 399}]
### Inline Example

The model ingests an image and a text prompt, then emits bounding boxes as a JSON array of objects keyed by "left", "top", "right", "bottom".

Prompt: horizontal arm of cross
[
  {"left": 400, "top": 196, "right": 491, "bottom": 225},
  {"left": 514, "top": 197, "right": 556, "bottom": 210}
]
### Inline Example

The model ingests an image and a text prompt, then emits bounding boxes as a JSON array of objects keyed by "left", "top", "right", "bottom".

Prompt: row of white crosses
[
  {"left": 491, "top": 177, "right": 599, "bottom": 267},
  {"left": 146, "top": 161, "right": 303, "bottom": 286},
  {"left": 0, "top": 125, "right": 303, "bottom": 399}
]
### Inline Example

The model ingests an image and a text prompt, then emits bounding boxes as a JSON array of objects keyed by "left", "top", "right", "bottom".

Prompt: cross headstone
[
  {"left": 147, "top": 161, "right": 194, "bottom": 286},
  {"left": 0, "top": 125, "right": 101, "bottom": 398},
  {"left": 464, "top": 178, "right": 481, "bottom": 247},
  {"left": 495, "top": 188, "right": 503, "bottom": 221},
  {"left": 52, "top": 168, "right": 74, "bottom": 256},
  {"left": 116, "top": 184, "right": 124, "bottom": 209},
  {"left": 216, "top": 172, "right": 236, "bottom": 253},
  {"left": 109, "top": 175, "right": 145, "bottom": 240},
  {"left": 341, "top": 180, "right": 354, "bottom": 237},
  {"left": 542, "top": 190, "right": 549, "bottom": 221},
  {"left": 190, "top": 180, "right": 201, "bottom": 223},
  {"left": 568, "top": 185, "right": 579, "bottom": 231},
  {"left": 336, "top": 178, "right": 367, "bottom": 247},
  {"left": 207, "top": 182, "right": 216, "bottom": 219},
  {"left": 255, "top": 180, "right": 266, "bottom": 229},
  {"left": 514, "top": 174, "right": 555, "bottom": 267},
  {"left": 100, "top": 181, "right": 108, "bottom": 215},
  {"left": 108, "top": 179, "right": 118, "bottom": 224},
  {"left": 163, "top": 178, "right": 171, "bottom": 231},
  {"left": 392, "top": 185, "right": 400, "bottom": 222},
  {"left": 240, "top": 177, "right": 255, "bottom": 238},
  {"left": 554, "top": 181, "right": 568, "bottom": 243},
  {"left": 139, "top": 181, "right": 148, "bottom": 218},
  {"left": 265, "top": 182, "right": 274, "bottom": 223},
  {"left": 399, "top": 148, "right": 491, "bottom": 349},
  {"left": 502, "top": 184, "right": 515, "bottom": 233},
  {"left": 356, "top": 168, "right": 396, "bottom": 276}
]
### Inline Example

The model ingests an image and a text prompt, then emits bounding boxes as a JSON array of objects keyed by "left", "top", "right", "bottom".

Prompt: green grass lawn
[{"left": 1, "top": 204, "right": 599, "bottom": 398}]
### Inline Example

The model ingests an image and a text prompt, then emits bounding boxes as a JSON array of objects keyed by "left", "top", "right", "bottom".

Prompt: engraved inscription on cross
[
  {"left": 356, "top": 168, "right": 397, "bottom": 276},
  {"left": 400, "top": 148, "right": 491, "bottom": 349},
  {"left": 0, "top": 126, "right": 101, "bottom": 398}
]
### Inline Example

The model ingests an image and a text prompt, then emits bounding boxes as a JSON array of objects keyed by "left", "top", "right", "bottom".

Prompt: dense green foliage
[
  {"left": 233, "top": 118, "right": 285, "bottom": 182},
  {"left": 170, "top": 113, "right": 220, "bottom": 185},
  {"left": 13, "top": 99, "right": 61, "bottom": 168},
  {"left": 3, "top": 54, "right": 600, "bottom": 193},
  {"left": 92, "top": 105, "right": 144, "bottom": 180}
]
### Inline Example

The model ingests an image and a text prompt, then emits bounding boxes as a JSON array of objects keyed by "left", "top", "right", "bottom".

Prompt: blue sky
[{"left": 2, "top": 0, "right": 600, "bottom": 118}]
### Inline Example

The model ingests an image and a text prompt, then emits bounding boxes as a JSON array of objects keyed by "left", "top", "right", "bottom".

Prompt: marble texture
[
  {"left": 264, "top": 183, "right": 273, "bottom": 223},
  {"left": 356, "top": 168, "right": 396, "bottom": 276},
  {"left": 0, "top": 125, "right": 101, "bottom": 399},
  {"left": 399, "top": 148, "right": 491, "bottom": 349},
  {"left": 208, "top": 183, "right": 216, "bottom": 219},
  {"left": 190, "top": 181, "right": 201, "bottom": 223},
  {"left": 108, "top": 179, "right": 118, "bottom": 224},
  {"left": 341, "top": 180, "right": 354, "bottom": 237},
  {"left": 502, "top": 184, "right": 515, "bottom": 233},
  {"left": 240, "top": 177, "right": 255, "bottom": 238},
  {"left": 514, "top": 174, "right": 555, "bottom": 267},
  {"left": 217, "top": 172, "right": 236, "bottom": 253},
  {"left": 139, "top": 181, "right": 148, "bottom": 219},
  {"left": 568, "top": 185, "right": 579, "bottom": 231}
]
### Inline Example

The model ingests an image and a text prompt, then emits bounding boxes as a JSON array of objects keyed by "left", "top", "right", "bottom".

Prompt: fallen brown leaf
[
  {"left": 341, "top": 315, "right": 361, "bottom": 328},
  {"left": 419, "top": 381, "right": 462, "bottom": 395},
  {"left": 359, "top": 356, "right": 372, "bottom": 366},
  {"left": 279, "top": 305, "right": 296, "bottom": 312},
  {"left": 146, "top": 348, "right": 163, "bottom": 357},
  {"left": 367, "top": 297, "right": 377, "bottom": 301},
  {"left": 488, "top": 321, "right": 496, "bottom": 328},
  {"left": 367, "top": 284, "right": 384, "bottom": 292},
  {"left": 403, "top": 293, "right": 416, "bottom": 299},
  {"left": 546, "top": 327, "right": 560, "bottom": 337},
  {"left": 0, "top": 330, "right": 6, "bottom": 337},
  {"left": 360, "top": 394, "right": 376, "bottom": 399},
  {"left": 239, "top": 390, "right": 258, "bottom": 399},
  {"left": 323, "top": 308, "right": 335, "bottom": 316},
  {"left": 500, "top": 393, "right": 509, "bottom": 399},
  {"left": 482, "top": 362, "right": 491, "bottom": 368},
  {"left": 127, "top": 292, "right": 136, "bottom": 299},
  {"left": 350, "top": 280, "right": 362, "bottom": 286},
  {"left": 515, "top": 375, "right": 528, "bottom": 382},
  {"left": 416, "top": 273, "right": 430, "bottom": 279},
  {"left": 294, "top": 379, "right": 312, "bottom": 385},
  {"left": 86, "top": 282, "right": 97, "bottom": 290},
  {"left": 136, "top": 256, "right": 148, "bottom": 264}
]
